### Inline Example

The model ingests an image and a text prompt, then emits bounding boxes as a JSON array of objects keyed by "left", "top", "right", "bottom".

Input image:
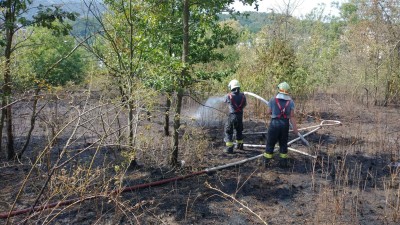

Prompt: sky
[{"left": 230, "top": 0, "right": 346, "bottom": 18}]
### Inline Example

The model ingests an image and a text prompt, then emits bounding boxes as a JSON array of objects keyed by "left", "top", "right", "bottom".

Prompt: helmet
[
  {"left": 277, "top": 82, "right": 290, "bottom": 94},
  {"left": 228, "top": 79, "right": 240, "bottom": 91}
]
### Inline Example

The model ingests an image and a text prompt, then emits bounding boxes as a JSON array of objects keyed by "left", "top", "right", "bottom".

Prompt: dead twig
[{"left": 205, "top": 181, "right": 268, "bottom": 225}]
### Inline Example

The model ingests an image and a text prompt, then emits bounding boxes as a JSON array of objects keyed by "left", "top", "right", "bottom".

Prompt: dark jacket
[{"left": 225, "top": 91, "right": 247, "bottom": 114}]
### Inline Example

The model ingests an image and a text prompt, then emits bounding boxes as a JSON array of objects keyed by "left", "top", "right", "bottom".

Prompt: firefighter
[
  {"left": 223, "top": 79, "right": 247, "bottom": 154},
  {"left": 264, "top": 82, "right": 299, "bottom": 168}
]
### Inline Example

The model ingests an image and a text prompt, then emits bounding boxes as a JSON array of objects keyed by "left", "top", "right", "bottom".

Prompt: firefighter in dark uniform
[
  {"left": 224, "top": 79, "right": 247, "bottom": 154},
  {"left": 264, "top": 82, "right": 299, "bottom": 167}
]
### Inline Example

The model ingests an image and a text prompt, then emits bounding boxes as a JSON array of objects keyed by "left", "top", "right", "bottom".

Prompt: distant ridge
[{"left": 28, "top": 0, "right": 104, "bottom": 17}]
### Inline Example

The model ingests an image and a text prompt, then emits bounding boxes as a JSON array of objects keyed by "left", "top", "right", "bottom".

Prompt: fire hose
[
  {"left": 243, "top": 120, "right": 342, "bottom": 159},
  {"left": 0, "top": 91, "right": 341, "bottom": 220},
  {"left": 0, "top": 171, "right": 207, "bottom": 219},
  {"left": 0, "top": 119, "right": 340, "bottom": 220}
]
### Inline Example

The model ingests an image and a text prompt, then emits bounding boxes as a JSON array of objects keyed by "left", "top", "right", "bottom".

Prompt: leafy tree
[
  {"left": 18, "top": 27, "right": 86, "bottom": 87},
  {"left": 249, "top": 33, "right": 301, "bottom": 97},
  {"left": 10, "top": 27, "right": 88, "bottom": 158},
  {"left": 81, "top": 0, "right": 164, "bottom": 168},
  {"left": 85, "top": 0, "right": 259, "bottom": 167},
  {"left": 141, "top": 0, "right": 260, "bottom": 167},
  {"left": 292, "top": 6, "right": 344, "bottom": 96},
  {"left": 336, "top": 0, "right": 400, "bottom": 105},
  {"left": 0, "top": 0, "right": 77, "bottom": 159},
  {"left": 340, "top": 2, "right": 359, "bottom": 23},
  {"left": 243, "top": 6, "right": 306, "bottom": 99}
]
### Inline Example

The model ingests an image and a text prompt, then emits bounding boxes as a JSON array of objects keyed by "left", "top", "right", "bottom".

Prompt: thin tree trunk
[
  {"left": 128, "top": 101, "right": 134, "bottom": 144},
  {"left": 5, "top": 58, "right": 15, "bottom": 160},
  {"left": 170, "top": 0, "right": 189, "bottom": 167},
  {"left": 0, "top": 100, "right": 4, "bottom": 158},
  {"left": 170, "top": 91, "right": 183, "bottom": 167},
  {"left": 164, "top": 92, "right": 171, "bottom": 136},
  {"left": 18, "top": 89, "right": 41, "bottom": 158},
  {"left": 3, "top": 0, "right": 15, "bottom": 160}
]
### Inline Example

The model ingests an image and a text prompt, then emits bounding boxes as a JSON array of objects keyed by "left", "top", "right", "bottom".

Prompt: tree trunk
[
  {"left": 164, "top": 92, "right": 171, "bottom": 136},
  {"left": 170, "top": 0, "right": 189, "bottom": 167},
  {"left": 0, "top": 100, "right": 4, "bottom": 158},
  {"left": 18, "top": 88, "right": 41, "bottom": 158},
  {"left": 170, "top": 91, "right": 183, "bottom": 167},
  {"left": 128, "top": 101, "right": 134, "bottom": 144},
  {"left": 2, "top": 0, "right": 16, "bottom": 160}
]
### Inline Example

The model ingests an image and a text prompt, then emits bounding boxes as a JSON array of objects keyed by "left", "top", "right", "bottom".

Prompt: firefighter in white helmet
[
  {"left": 264, "top": 82, "right": 299, "bottom": 168},
  {"left": 223, "top": 79, "right": 247, "bottom": 154}
]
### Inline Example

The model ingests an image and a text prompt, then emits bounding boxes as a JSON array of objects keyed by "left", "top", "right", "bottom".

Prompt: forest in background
[{"left": 1, "top": 0, "right": 400, "bottom": 224}]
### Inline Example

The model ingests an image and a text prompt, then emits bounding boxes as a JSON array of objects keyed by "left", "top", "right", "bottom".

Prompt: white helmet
[{"left": 228, "top": 79, "right": 240, "bottom": 91}]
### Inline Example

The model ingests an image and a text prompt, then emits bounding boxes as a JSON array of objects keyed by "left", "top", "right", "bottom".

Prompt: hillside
[
  {"left": 27, "top": 0, "right": 104, "bottom": 18},
  {"left": 218, "top": 11, "right": 273, "bottom": 33}
]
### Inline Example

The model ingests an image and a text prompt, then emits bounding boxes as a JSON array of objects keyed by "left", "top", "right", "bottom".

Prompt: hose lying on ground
[
  {"left": 0, "top": 119, "right": 341, "bottom": 219},
  {"left": 244, "top": 120, "right": 341, "bottom": 159}
]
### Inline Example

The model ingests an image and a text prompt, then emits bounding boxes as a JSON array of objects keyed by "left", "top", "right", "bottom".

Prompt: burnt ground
[{"left": 0, "top": 92, "right": 400, "bottom": 225}]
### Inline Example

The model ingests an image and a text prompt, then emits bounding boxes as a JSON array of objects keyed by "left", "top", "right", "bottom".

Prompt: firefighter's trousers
[
  {"left": 224, "top": 113, "right": 243, "bottom": 143},
  {"left": 266, "top": 118, "right": 290, "bottom": 155}
]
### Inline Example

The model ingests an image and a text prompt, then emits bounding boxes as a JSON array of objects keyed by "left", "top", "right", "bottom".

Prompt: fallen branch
[{"left": 205, "top": 181, "right": 268, "bottom": 225}]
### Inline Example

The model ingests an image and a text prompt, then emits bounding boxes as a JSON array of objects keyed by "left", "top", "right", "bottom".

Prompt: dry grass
[{"left": 304, "top": 92, "right": 400, "bottom": 224}]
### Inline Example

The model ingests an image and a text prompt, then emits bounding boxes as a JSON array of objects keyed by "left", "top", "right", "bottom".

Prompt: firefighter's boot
[
  {"left": 263, "top": 153, "right": 273, "bottom": 168},
  {"left": 236, "top": 140, "right": 244, "bottom": 150},
  {"left": 279, "top": 153, "right": 289, "bottom": 168},
  {"left": 224, "top": 142, "right": 234, "bottom": 154}
]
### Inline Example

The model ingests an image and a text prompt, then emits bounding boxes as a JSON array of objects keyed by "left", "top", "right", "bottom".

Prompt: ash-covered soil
[{"left": 1, "top": 92, "right": 399, "bottom": 225}]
